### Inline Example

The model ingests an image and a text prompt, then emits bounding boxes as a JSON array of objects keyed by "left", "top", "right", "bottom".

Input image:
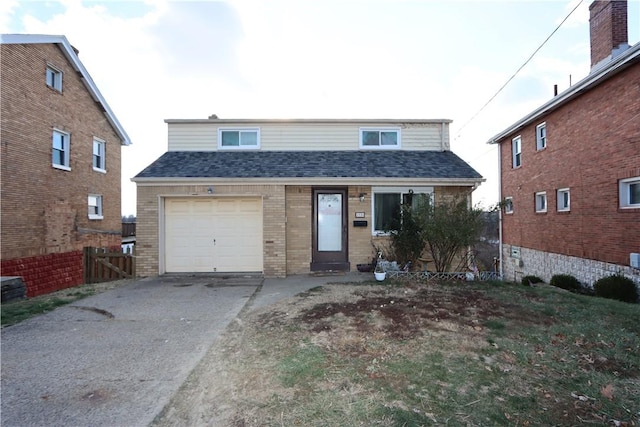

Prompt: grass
[
  {"left": 220, "top": 279, "right": 640, "bottom": 426},
  {"left": 1, "top": 280, "right": 128, "bottom": 327}
]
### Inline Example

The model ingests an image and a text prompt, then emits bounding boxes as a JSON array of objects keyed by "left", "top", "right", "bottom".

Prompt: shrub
[
  {"left": 521, "top": 275, "right": 544, "bottom": 286},
  {"left": 594, "top": 274, "right": 639, "bottom": 303},
  {"left": 549, "top": 274, "right": 581, "bottom": 292}
]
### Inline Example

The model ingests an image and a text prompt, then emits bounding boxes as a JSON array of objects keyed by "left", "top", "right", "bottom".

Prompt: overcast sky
[{"left": 3, "top": 0, "right": 639, "bottom": 215}]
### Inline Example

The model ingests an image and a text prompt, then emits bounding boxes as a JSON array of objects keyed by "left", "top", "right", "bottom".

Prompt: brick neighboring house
[
  {"left": 133, "top": 118, "right": 483, "bottom": 278},
  {"left": 488, "top": 0, "right": 640, "bottom": 286},
  {"left": 1, "top": 34, "right": 131, "bottom": 296}
]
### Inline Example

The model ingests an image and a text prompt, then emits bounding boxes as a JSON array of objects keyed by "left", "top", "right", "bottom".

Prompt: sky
[{"left": 2, "top": 0, "right": 639, "bottom": 215}]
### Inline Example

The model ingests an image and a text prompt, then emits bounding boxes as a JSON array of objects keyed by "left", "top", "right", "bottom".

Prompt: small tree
[
  {"left": 415, "top": 195, "right": 484, "bottom": 272},
  {"left": 386, "top": 203, "right": 425, "bottom": 266}
]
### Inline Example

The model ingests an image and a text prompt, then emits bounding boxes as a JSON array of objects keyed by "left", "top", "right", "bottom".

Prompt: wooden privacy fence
[{"left": 83, "top": 247, "right": 136, "bottom": 284}]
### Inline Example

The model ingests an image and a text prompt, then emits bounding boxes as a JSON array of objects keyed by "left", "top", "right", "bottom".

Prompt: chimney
[{"left": 589, "top": 0, "right": 629, "bottom": 70}]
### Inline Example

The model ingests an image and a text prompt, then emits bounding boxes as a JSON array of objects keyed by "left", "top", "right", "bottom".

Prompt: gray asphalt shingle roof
[{"left": 134, "top": 150, "right": 482, "bottom": 180}]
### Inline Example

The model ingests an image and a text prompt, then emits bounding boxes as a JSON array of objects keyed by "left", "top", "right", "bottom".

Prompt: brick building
[
  {"left": 488, "top": 0, "right": 640, "bottom": 286},
  {"left": 133, "top": 118, "right": 483, "bottom": 277},
  {"left": 1, "top": 34, "right": 130, "bottom": 296}
]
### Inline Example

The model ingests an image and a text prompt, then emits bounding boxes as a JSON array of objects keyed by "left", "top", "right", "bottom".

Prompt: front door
[{"left": 311, "top": 188, "right": 349, "bottom": 271}]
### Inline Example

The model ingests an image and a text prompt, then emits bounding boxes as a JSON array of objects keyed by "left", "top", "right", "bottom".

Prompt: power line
[{"left": 454, "top": 0, "right": 585, "bottom": 140}]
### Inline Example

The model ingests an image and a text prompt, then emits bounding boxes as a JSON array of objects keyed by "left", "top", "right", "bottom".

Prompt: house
[
  {"left": 0, "top": 34, "right": 131, "bottom": 296},
  {"left": 133, "top": 118, "right": 483, "bottom": 277},
  {"left": 488, "top": 0, "right": 640, "bottom": 286}
]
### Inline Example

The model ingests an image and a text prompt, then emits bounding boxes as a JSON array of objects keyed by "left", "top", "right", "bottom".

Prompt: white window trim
[
  {"left": 535, "top": 191, "right": 547, "bottom": 213},
  {"left": 46, "top": 64, "right": 63, "bottom": 91},
  {"left": 371, "top": 186, "right": 433, "bottom": 235},
  {"left": 619, "top": 177, "right": 640, "bottom": 209},
  {"left": 512, "top": 135, "right": 522, "bottom": 168},
  {"left": 504, "top": 197, "right": 514, "bottom": 214},
  {"left": 88, "top": 194, "right": 103, "bottom": 220},
  {"left": 536, "top": 122, "right": 546, "bottom": 151},
  {"left": 52, "top": 128, "right": 71, "bottom": 171},
  {"left": 217, "top": 128, "right": 261, "bottom": 150},
  {"left": 93, "top": 137, "right": 106, "bottom": 173},
  {"left": 557, "top": 188, "right": 570, "bottom": 212},
  {"left": 359, "top": 128, "right": 402, "bottom": 150}
]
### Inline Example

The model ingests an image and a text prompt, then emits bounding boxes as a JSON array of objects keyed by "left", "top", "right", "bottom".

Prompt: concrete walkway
[{"left": 0, "top": 272, "right": 368, "bottom": 427}]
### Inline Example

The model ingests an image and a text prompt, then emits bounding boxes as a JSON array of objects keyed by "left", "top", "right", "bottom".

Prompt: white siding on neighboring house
[{"left": 167, "top": 120, "right": 449, "bottom": 152}]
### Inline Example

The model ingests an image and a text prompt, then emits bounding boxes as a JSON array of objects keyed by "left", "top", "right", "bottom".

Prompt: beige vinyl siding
[{"left": 168, "top": 121, "right": 448, "bottom": 152}]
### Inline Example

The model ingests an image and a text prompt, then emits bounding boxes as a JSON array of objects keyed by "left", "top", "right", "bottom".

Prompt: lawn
[{"left": 156, "top": 279, "right": 640, "bottom": 426}]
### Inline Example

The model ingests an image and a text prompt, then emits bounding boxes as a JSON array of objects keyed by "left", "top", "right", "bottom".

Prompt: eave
[
  {"left": 0, "top": 34, "right": 131, "bottom": 146},
  {"left": 487, "top": 42, "right": 640, "bottom": 145}
]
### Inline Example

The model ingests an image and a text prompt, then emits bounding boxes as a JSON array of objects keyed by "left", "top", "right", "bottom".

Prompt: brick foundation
[{"left": 1, "top": 251, "right": 84, "bottom": 297}]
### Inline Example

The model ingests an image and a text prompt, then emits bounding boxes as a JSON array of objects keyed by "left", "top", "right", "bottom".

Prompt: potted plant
[{"left": 374, "top": 251, "right": 386, "bottom": 281}]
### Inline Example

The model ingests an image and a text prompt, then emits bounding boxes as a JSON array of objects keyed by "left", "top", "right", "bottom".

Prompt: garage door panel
[{"left": 165, "top": 198, "right": 263, "bottom": 273}]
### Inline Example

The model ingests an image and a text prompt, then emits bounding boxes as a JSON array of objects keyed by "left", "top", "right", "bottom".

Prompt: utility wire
[{"left": 454, "top": 0, "right": 585, "bottom": 140}]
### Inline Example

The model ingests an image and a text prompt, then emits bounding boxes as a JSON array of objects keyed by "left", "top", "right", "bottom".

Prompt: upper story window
[
  {"left": 360, "top": 128, "right": 401, "bottom": 149},
  {"left": 535, "top": 191, "right": 547, "bottom": 213},
  {"left": 512, "top": 136, "right": 522, "bottom": 168},
  {"left": 218, "top": 128, "right": 260, "bottom": 149},
  {"left": 372, "top": 187, "right": 432, "bottom": 234},
  {"left": 52, "top": 129, "right": 70, "bottom": 170},
  {"left": 46, "top": 65, "right": 63, "bottom": 91},
  {"left": 88, "top": 194, "right": 103, "bottom": 220},
  {"left": 536, "top": 122, "right": 546, "bottom": 150},
  {"left": 557, "top": 188, "right": 570, "bottom": 212},
  {"left": 504, "top": 197, "right": 514, "bottom": 214},
  {"left": 93, "top": 138, "right": 106, "bottom": 172},
  {"left": 619, "top": 177, "right": 640, "bottom": 209}
]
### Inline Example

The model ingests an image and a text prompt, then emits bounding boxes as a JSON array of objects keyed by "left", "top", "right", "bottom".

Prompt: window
[
  {"left": 218, "top": 128, "right": 260, "bottom": 149},
  {"left": 557, "top": 188, "right": 570, "bottom": 211},
  {"left": 536, "top": 122, "right": 546, "bottom": 150},
  {"left": 52, "top": 129, "right": 70, "bottom": 170},
  {"left": 619, "top": 177, "right": 640, "bottom": 208},
  {"left": 46, "top": 65, "right": 62, "bottom": 91},
  {"left": 372, "top": 187, "right": 432, "bottom": 234},
  {"left": 88, "top": 195, "right": 103, "bottom": 220},
  {"left": 504, "top": 197, "right": 514, "bottom": 214},
  {"left": 360, "top": 128, "right": 401, "bottom": 149},
  {"left": 535, "top": 192, "right": 547, "bottom": 213},
  {"left": 93, "top": 138, "right": 106, "bottom": 172},
  {"left": 512, "top": 136, "right": 522, "bottom": 168}
]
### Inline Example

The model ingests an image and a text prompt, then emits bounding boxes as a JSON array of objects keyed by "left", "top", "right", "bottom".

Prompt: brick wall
[
  {"left": 500, "top": 63, "right": 640, "bottom": 268},
  {"left": 1, "top": 43, "right": 122, "bottom": 263},
  {"left": 0, "top": 251, "right": 83, "bottom": 297},
  {"left": 135, "top": 184, "right": 286, "bottom": 277}
]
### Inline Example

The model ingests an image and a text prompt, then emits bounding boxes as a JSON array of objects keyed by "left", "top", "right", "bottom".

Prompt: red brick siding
[
  {"left": 500, "top": 63, "right": 640, "bottom": 266},
  {"left": 1, "top": 43, "right": 122, "bottom": 265},
  {"left": 0, "top": 251, "right": 83, "bottom": 297}
]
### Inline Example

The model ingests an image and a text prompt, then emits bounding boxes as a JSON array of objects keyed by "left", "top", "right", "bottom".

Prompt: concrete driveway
[
  {"left": 1, "top": 272, "right": 368, "bottom": 427},
  {"left": 1, "top": 275, "right": 263, "bottom": 427}
]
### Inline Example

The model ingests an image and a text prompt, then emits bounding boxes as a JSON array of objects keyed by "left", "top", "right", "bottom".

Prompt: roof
[
  {"left": 133, "top": 150, "right": 483, "bottom": 184},
  {"left": 487, "top": 42, "right": 640, "bottom": 144},
  {"left": 0, "top": 34, "right": 131, "bottom": 146},
  {"left": 165, "top": 118, "right": 452, "bottom": 125}
]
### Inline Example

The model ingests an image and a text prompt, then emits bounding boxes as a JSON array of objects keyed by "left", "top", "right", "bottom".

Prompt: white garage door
[{"left": 164, "top": 198, "right": 263, "bottom": 273}]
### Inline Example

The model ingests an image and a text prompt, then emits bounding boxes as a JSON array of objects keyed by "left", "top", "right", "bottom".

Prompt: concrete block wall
[
  {"left": 503, "top": 244, "right": 640, "bottom": 288},
  {"left": 0, "top": 251, "right": 84, "bottom": 297}
]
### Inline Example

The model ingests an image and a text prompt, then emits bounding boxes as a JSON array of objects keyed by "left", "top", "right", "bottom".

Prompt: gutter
[{"left": 131, "top": 176, "right": 486, "bottom": 186}]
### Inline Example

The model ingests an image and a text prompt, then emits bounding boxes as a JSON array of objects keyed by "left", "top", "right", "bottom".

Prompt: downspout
[
  {"left": 441, "top": 122, "right": 446, "bottom": 151},
  {"left": 497, "top": 142, "right": 504, "bottom": 279}
]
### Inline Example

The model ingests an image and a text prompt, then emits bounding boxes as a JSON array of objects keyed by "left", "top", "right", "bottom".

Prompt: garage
[{"left": 164, "top": 198, "right": 263, "bottom": 273}]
